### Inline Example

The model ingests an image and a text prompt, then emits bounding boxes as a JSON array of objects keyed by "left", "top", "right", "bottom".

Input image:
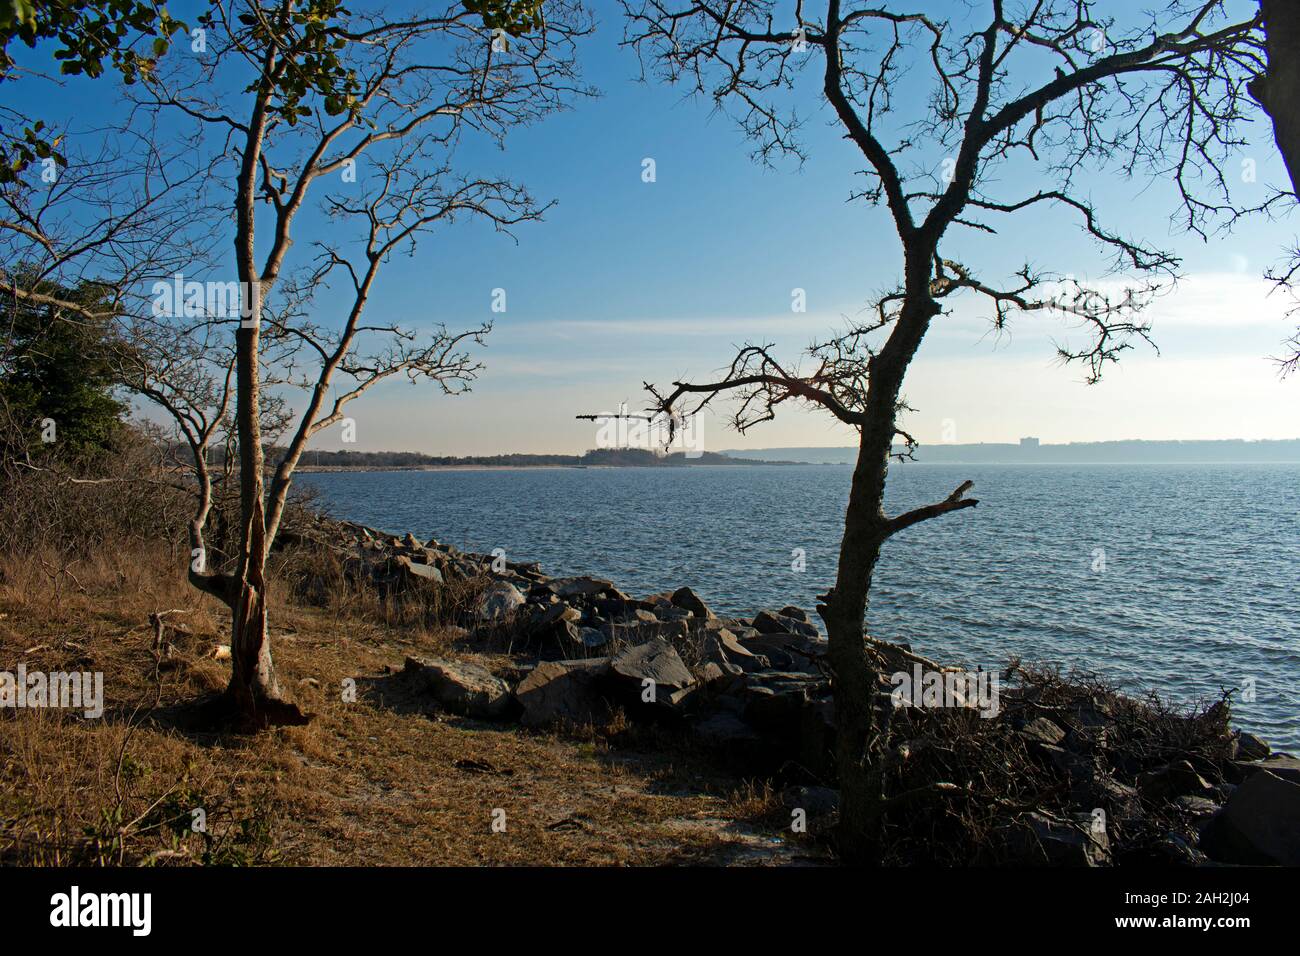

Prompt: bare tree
[
  {"left": 620, "top": 0, "right": 1262, "bottom": 860},
  {"left": 96, "top": 0, "right": 593, "bottom": 727}
]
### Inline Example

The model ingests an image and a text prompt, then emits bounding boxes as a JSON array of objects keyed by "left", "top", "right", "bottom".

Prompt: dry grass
[{"left": 0, "top": 543, "right": 814, "bottom": 866}]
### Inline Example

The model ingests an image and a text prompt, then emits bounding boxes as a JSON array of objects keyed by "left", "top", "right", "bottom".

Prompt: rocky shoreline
[{"left": 279, "top": 515, "right": 1300, "bottom": 866}]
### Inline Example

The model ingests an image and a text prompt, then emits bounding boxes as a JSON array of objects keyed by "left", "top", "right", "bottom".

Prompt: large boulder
[
  {"left": 1200, "top": 770, "right": 1300, "bottom": 865},
  {"left": 475, "top": 581, "right": 525, "bottom": 622},
  {"left": 515, "top": 658, "right": 611, "bottom": 727},
  {"left": 403, "top": 656, "right": 512, "bottom": 719}
]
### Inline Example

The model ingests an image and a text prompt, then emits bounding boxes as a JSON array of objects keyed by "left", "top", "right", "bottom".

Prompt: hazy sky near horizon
[{"left": 13, "top": 1, "right": 1300, "bottom": 454}]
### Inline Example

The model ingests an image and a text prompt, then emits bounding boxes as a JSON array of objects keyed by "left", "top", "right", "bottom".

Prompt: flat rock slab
[
  {"left": 403, "top": 655, "right": 512, "bottom": 719},
  {"left": 611, "top": 638, "right": 695, "bottom": 691}
]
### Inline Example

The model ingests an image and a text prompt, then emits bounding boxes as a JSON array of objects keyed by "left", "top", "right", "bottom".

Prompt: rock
[
  {"left": 752, "top": 609, "right": 820, "bottom": 639},
  {"left": 552, "top": 576, "right": 616, "bottom": 599},
  {"left": 1019, "top": 716, "right": 1066, "bottom": 747},
  {"left": 702, "top": 632, "right": 767, "bottom": 675},
  {"left": 576, "top": 627, "right": 609, "bottom": 650},
  {"left": 1200, "top": 770, "right": 1300, "bottom": 866},
  {"left": 1234, "top": 731, "right": 1271, "bottom": 762},
  {"left": 475, "top": 581, "right": 524, "bottom": 622},
  {"left": 1136, "top": 760, "right": 1216, "bottom": 801},
  {"left": 610, "top": 638, "right": 695, "bottom": 694},
  {"left": 402, "top": 532, "right": 421, "bottom": 550},
  {"left": 990, "top": 812, "right": 1111, "bottom": 867},
  {"left": 737, "top": 632, "right": 822, "bottom": 675},
  {"left": 654, "top": 605, "right": 693, "bottom": 623},
  {"left": 778, "top": 606, "right": 810, "bottom": 623},
  {"left": 392, "top": 554, "right": 444, "bottom": 585},
  {"left": 1086, "top": 776, "right": 1143, "bottom": 826},
  {"left": 515, "top": 658, "right": 611, "bottom": 727},
  {"left": 530, "top": 601, "right": 581, "bottom": 631},
  {"left": 694, "top": 662, "right": 729, "bottom": 686},
  {"left": 1253, "top": 755, "right": 1300, "bottom": 785},
  {"left": 670, "top": 586, "right": 714, "bottom": 620},
  {"left": 403, "top": 656, "right": 512, "bottom": 719},
  {"left": 1174, "top": 795, "right": 1220, "bottom": 821}
]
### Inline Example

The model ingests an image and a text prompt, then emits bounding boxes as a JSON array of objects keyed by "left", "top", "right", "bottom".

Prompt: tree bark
[
  {"left": 819, "top": 292, "right": 941, "bottom": 862},
  {"left": 216, "top": 64, "right": 306, "bottom": 730},
  {"left": 1255, "top": 0, "right": 1300, "bottom": 195}
]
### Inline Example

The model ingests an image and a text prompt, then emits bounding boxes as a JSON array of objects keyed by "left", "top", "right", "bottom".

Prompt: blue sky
[{"left": 9, "top": 2, "right": 1300, "bottom": 454}]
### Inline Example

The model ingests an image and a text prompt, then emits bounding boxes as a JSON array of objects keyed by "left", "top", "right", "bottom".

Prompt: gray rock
[
  {"left": 752, "top": 609, "right": 820, "bottom": 639},
  {"left": 403, "top": 656, "right": 512, "bottom": 719},
  {"left": 476, "top": 580, "right": 524, "bottom": 622},
  {"left": 737, "top": 632, "right": 823, "bottom": 675},
  {"left": 703, "top": 631, "right": 769, "bottom": 674},
  {"left": 1019, "top": 716, "right": 1066, "bottom": 747},
  {"left": 611, "top": 638, "right": 695, "bottom": 692},
  {"left": 552, "top": 576, "right": 616, "bottom": 599},
  {"left": 670, "top": 586, "right": 714, "bottom": 620},
  {"left": 392, "top": 554, "right": 444, "bottom": 584},
  {"left": 1201, "top": 770, "right": 1300, "bottom": 866},
  {"left": 515, "top": 658, "right": 611, "bottom": 727},
  {"left": 530, "top": 601, "right": 581, "bottom": 631},
  {"left": 1234, "top": 731, "right": 1271, "bottom": 761}
]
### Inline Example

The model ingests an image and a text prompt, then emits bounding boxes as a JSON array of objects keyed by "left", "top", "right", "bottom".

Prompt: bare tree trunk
[
  {"left": 819, "top": 291, "right": 939, "bottom": 862},
  {"left": 1255, "top": 0, "right": 1300, "bottom": 195},
  {"left": 220, "top": 79, "right": 305, "bottom": 730}
]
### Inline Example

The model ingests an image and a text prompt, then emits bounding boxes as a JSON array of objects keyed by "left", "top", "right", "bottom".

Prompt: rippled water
[{"left": 298, "top": 463, "right": 1300, "bottom": 749}]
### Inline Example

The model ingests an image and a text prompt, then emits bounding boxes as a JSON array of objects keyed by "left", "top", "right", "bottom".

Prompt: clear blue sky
[{"left": 9, "top": 1, "right": 1299, "bottom": 454}]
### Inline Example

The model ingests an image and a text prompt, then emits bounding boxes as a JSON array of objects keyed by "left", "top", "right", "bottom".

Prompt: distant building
[{"left": 1020, "top": 437, "right": 1040, "bottom": 448}]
